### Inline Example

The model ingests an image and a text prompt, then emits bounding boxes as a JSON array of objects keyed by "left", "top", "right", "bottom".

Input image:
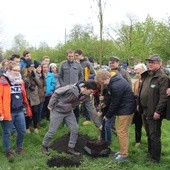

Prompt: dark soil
[
  {"left": 47, "top": 155, "right": 82, "bottom": 168},
  {"left": 47, "top": 133, "right": 110, "bottom": 168},
  {"left": 50, "top": 133, "right": 95, "bottom": 154}
]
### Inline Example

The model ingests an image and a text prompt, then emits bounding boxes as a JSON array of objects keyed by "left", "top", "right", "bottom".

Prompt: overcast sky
[{"left": 0, "top": 0, "right": 170, "bottom": 50}]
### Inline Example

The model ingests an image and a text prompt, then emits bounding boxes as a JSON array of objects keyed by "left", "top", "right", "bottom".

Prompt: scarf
[{"left": 5, "top": 71, "right": 22, "bottom": 85}]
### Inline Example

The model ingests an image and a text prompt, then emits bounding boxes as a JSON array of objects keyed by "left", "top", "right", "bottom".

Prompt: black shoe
[
  {"left": 42, "top": 145, "right": 50, "bottom": 156},
  {"left": 67, "top": 147, "right": 81, "bottom": 156}
]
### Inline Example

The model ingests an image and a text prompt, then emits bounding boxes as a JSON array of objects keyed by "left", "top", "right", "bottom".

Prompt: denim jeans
[
  {"left": 101, "top": 118, "right": 112, "bottom": 144},
  {"left": 1, "top": 111, "right": 26, "bottom": 153}
]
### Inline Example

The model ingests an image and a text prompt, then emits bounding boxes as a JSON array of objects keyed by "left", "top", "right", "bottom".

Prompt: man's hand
[
  {"left": 99, "top": 124, "right": 103, "bottom": 131},
  {"left": 48, "top": 107, "right": 52, "bottom": 111},
  {"left": 0, "top": 115, "right": 4, "bottom": 121},
  {"left": 153, "top": 112, "right": 160, "bottom": 120},
  {"left": 166, "top": 88, "right": 170, "bottom": 96},
  {"left": 103, "top": 116, "right": 108, "bottom": 121}
]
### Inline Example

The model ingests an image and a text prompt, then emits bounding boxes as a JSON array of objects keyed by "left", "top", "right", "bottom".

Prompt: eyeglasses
[{"left": 12, "top": 69, "right": 20, "bottom": 72}]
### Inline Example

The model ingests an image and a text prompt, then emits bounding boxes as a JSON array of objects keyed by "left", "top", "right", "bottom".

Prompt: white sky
[{"left": 0, "top": 0, "right": 170, "bottom": 50}]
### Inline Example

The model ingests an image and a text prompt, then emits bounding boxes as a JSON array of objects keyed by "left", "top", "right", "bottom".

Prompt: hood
[{"left": 109, "top": 73, "right": 122, "bottom": 84}]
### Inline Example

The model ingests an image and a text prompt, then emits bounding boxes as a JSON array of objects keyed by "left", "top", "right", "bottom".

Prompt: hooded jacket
[{"left": 104, "top": 73, "right": 136, "bottom": 119}]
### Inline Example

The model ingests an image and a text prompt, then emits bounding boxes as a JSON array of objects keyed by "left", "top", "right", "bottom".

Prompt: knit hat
[
  {"left": 34, "top": 60, "right": 41, "bottom": 68},
  {"left": 26, "top": 59, "right": 34, "bottom": 68},
  {"left": 49, "top": 63, "right": 57, "bottom": 68}
]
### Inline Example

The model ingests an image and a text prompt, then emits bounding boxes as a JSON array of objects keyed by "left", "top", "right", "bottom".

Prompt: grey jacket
[
  {"left": 118, "top": 67, "right": 132, "bottom": 87},
  {"left": 48, "top": 84, "right": 101, "bottom": 127},
  {"left": 59, "top": 60, "right": 83, "bottom": 87}
]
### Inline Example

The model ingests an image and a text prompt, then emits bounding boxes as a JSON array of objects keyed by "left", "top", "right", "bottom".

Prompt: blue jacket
[
  {"left": 105, "top": 73, "right": 136, "bottom": 119},
  {"left": 45, "top": 72, "right": 56, "bottom": 96}
]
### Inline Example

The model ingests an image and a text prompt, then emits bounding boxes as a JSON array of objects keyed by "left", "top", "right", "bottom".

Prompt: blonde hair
[
  {"left": 134, "top": 63, "right": 147, "bottom": 73},
  {"left": 95, "top": 69, "right": 111, "bottom": 82},
  {"left": 7, "top": 61, "right": 20, "bottom": 70}
]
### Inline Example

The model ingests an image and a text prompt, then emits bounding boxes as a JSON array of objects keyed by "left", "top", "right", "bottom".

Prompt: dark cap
[
  {"left": 145, "top": 54, "right": 161, "bottom": 62},
  {"left": 34, "top": 60, "right": 41, "bottom": 69},
  {"left": 109, "top": 56, "right": 120, "bottom": 62},
  {"left": 26, "top": 59, "right": 34, "bottom": 68}
]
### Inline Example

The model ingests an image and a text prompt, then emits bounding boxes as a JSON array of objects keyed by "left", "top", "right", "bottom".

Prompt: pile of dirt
[
  {"left": 50, "top": 133, "right": 94, "bottom": 154},
  {"left": 48, "top": 133, "right": 110, "bottom": 168},
  {"left": 47, "top": 155, "right": 82, "bottom": 168}
]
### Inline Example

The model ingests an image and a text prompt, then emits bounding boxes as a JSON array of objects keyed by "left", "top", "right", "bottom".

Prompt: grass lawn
[{"left": 0, "top": 117, "right": 170, "bottom": 170}]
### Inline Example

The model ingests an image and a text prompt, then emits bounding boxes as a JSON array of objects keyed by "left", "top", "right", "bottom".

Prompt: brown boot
[
  {"left": 6, "top": 149, "right": 14, "bottom": 162},
  {"left": 16, "top": 147, "right": 24, "bottom": 155},
  {"left": 67, "top": 147, "right": 81, "bottom": 156}
]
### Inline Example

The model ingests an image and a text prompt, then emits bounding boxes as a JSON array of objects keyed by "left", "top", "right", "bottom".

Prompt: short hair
[
  {"left": 66, "top": 49, "right": 74, "bottom": 55},
  {"left": 10, "top": 54, "right": 20, "bottom": 61},
  {"left": 23, "top": 50, "right": 30, "bottom": 57},
  {"left": 80, "top": 80, "right": 97, "bottom": 90},
  {"left": 134, "top": 63, "right": 147, "bottom": 73},
  {"left": 74, "top": 49, "right": 83, "bottom": 55},
  {"left": 42, "top": 56, "right": 50, "bottom": 61},
  {"left": 95, "top": 69, "right": 111, "bottom": 82}
]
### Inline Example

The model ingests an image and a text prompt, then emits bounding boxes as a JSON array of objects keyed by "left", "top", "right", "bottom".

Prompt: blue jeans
[
  {"left": 101, "top": 118, "right": 112, "bottom": 145},
  {"left": 1, "top": 111, "right": 26, "bottom": 153}
]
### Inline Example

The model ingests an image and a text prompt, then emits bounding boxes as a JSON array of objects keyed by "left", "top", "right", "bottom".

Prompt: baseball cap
[
  {"left": 109, "top": 56, "right": 120, "bottom": 62},
  {"left": 145, "top": 54, "right": 161, "bottom": 62}
]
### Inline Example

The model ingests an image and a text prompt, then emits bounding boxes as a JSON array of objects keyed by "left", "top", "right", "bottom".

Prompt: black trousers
[
  {"left": 133, "top": 111, "right": 143, "bottom": 143},
  {"left": 143, "top": 114, "right": 162, "bottom": 162},
  {"left": 41, "top": 96, "right": 51, "bottom": 120}
]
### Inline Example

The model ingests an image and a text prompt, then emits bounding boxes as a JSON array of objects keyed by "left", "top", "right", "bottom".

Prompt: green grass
[{"left": 0, "top": 117, "right": 170, "bottom": 170}]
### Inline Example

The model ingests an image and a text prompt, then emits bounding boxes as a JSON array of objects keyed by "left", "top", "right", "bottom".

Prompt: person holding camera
[{"left": 22, "top": 59, "right": 41, "bottom": 133}]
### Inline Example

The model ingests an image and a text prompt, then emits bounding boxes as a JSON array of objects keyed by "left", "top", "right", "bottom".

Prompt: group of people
[{"left": 0, "top": 50, "right": 170, "bottom": 164}]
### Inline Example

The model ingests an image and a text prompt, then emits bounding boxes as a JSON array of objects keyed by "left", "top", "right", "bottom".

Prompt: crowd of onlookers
[{"left": 0, "top": 50, "right": 170, "bottom": 163}]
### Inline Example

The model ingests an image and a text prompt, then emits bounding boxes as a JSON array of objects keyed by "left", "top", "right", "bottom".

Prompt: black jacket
[
  {"left": 105, "top": 73, "right": 136, "bottom": 119},
  {"left": 139, "top": 69, "right": 169, "bottom": 118}
]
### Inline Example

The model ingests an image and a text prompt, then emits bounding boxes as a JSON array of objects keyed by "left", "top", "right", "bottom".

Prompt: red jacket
[{"left": 0, "top": 76, "right": 32, "bottom": 121}]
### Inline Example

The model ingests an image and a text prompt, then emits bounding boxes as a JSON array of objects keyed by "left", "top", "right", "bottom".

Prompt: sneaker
[
  {"left": 67, "top": 147, "right": 81, "bottom": 156},
  {"left": 83, "top": 120, "right": 91, "bottom": 125},
  {"left": 115, "top": 154, "right": 128, "bottom": 161},
  {"left": 6, "top": 150, "right": 14, "bottom": 162},
  {"left": 135, "top": 142, "right": 141, "bottom": 147},
  {"left": 114, "top": 151, "right": 120, "bottom": 157},
  {"left": 16, "top": 147, "right": 24, "bottom": 155},
  {"left": 42, "top": 145, "right": 50, "bottom": 156},
  {"left": 26, "top": 129, "right": 31, "bottom": 134},
  {"left": 34, "top": 128, "right": 39, "bottom": 134}
]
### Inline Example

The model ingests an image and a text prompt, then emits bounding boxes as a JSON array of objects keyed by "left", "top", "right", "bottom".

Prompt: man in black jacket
[
  {"left": 139, "top": 54, "right": 169, "bottom": 163},
  {"left": 95, "top": 70, "right": 136, "bottom": 161}
]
